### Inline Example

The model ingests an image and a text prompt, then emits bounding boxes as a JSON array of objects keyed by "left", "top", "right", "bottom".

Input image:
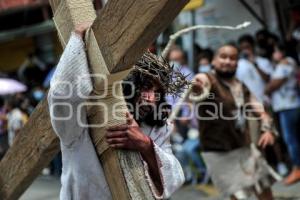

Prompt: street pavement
[{"left": 20, "top": 176, "right": 300, "bottom": 200}]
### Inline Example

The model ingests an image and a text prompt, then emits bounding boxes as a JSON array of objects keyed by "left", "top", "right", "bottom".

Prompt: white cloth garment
[
  {"left": 47, "top": 33, "right": 184, "bottom": 200},
  {"left": 271, "top": 58, "right": 300, "bottom": 112},
  {"left": 7, "top": 108, "right": 24, "bottom": 146},
  {"left": 202, "top": 144, "right": 281, "bottom": 199},
  {"left": 236, "top": 57, "right": 273, "bottom": 103}
]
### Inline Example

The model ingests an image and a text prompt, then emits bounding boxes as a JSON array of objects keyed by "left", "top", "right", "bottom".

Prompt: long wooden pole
[{"left": 0, "top": 1, "right": 188, "bottom": 199}]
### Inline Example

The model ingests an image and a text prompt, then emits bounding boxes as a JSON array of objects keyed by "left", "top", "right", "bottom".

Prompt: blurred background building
[
  {"left": 0, "top": 0, "right": 299, "bottom": 75},
  {"left": 157, "top": 0, "right": 300, "bottom": 70}
]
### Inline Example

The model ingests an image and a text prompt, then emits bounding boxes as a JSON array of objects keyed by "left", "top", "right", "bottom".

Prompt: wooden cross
[{"left": 0, "top": 1, "right": 188, "bottom": 200}]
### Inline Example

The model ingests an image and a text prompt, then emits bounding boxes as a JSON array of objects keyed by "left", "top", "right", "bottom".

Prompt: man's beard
[
  {"left": 215, "top": 69, "right": 236, "bottom": 79},
  {"left": 138, "top": 104, "right": 154, "bottom": 121},
  {"left": 137, "top": 105, "right": 157, "bottom": 126},
  {"left": 136, "top": 104, "right": 169, "bottom": 127}
]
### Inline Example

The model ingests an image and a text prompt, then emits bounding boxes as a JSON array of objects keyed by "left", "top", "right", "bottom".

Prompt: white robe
[{"left": 47, "top": 33, "right": 184, "bottom": 200}]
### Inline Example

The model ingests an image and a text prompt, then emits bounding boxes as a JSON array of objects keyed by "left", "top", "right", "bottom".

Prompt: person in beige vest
[{"left": 191, "top": 44, "right": 281, "bottom": 200}]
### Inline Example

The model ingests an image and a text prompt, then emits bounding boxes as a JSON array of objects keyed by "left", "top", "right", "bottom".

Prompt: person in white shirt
[
  {"left": 236, "top": 35, "right": 278, "bottom": 168},
  {"left": 6, "top": 97, "right": 26, "bottom": 146},
  {"left": 48, "top": 23, "right": 184, "bottom": 200},
  {"left": 265, "top": 44, "right": 300, "bottom": 185},
  {"left": 167, "top": 47, "right": 194, "bottom": 106},
  {"left": 197, "top": 49, "right": 214, "bottom": 73},
  {"left": 165, "top": 47, "right": 195, "bottom": 182},
  {"left": 236, "top": 34, "right": 274, "bottom": 103}
]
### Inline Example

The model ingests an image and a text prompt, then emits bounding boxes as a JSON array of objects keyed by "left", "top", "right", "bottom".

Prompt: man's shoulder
[
  {"left": 256, "top": 56, "right": 273, "bottom": 72},
  {"left": 237, "top": 59, "right": 252, "bottom": 74},
  {"left": 11, "top": 109, "right": 23, "bottom": 118},
  {"left": 238, "top": 58, "right": 251, "bottom": 66},
  {"left": 155, "top": 120, "right": 174, "bottom": 136}
]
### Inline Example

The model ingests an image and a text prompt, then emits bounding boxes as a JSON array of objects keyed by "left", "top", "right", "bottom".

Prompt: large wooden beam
[
  {"left": 89, "top": 1, "right": 189, "bottom": 199},
  {"left": 93, "top": 0, "right": 189, "bottom": 73},
  {"left": 0, "top": 98, "right": 60, "bottom": 200},
  {"left": 0, "top": 1, "right": 189, "bottom": 199}
]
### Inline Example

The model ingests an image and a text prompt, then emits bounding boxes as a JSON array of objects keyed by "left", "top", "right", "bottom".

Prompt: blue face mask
[
  {"left": 33, "top": 90, "right": 44, "bottom": 101},
  {"left": 169, "top": 61, "right": 181, "bottom": 70},
  {"left": 198, "top": 64, "right": 212, "bottom": 73}
]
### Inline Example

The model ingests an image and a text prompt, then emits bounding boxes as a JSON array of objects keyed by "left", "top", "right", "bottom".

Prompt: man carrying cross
[{"left": 47, "top": 23, "right": 185, "bottom": 200}]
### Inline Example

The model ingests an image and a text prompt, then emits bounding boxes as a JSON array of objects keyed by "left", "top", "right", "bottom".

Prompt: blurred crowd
[
  {"left": 0, "top": 26, "right": 300, "bottom": 185},
  {"left": 167, "top": 28, "right": 300, "bottom": 186},
  {"left": 0, "top": 56, "right": 60, "bottom": 176}
]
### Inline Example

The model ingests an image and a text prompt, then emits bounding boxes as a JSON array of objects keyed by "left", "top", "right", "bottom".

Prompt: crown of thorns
[{"left": 131, "top": 52, "right": 190, "bottom": 96}]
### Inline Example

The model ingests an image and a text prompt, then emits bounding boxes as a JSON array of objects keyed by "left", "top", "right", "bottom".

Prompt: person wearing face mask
[
  {"left": 6, "top": 96, "right": 28, "bottom": 146},
  {"left": 190, "top": 44, "right": 281, "bottom": 200},
  {"left": 236, "top": 34, "right": 274, "bottom": 104},
  {"left": 166, "top": 47, "right": 195, "bottom": 117},
  {"left": 166, "top": 47, "right": 196, "bottom": 183},
  {"left": 167, "top": 47, "right": 194, "bottom": 81},
  {"left": 197, "top": 49, "right": 214, "bottom": 73},
  {"left": 265, "top": 44, "right": 300, "bottom": 185},
  {"left": 33, "top": 89, "right": 44, "bottom": 101},
  {"left": 31, "top": 86, "right": 46, "bottom": 107},
  {"left": 235, "top": 35, "right": 287, "bottom": 177}
]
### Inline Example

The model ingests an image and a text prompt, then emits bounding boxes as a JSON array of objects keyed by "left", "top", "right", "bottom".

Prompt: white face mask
[
  {"left": 198, "top": 64, "right": 212, "bottom": 73},
  {"left": 169, "top": 61, "right": 181, "bottom": 70}
]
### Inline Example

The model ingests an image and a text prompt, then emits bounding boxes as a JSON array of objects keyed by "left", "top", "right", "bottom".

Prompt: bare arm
[
  {"left": 140, "top": 140, "right": 164, "bottom": 195},
  {"left": 253, "top": 62, "right": 270, "bottom": 82},
  {"left": 247, "top": 54, "right": 271, "bottom": 82},
  {"left": 265, "top": 60, "right": 293, "bottom": 95},
  {"left": 106, "top": 114, "right": 163, "bottom": 195},
  {"left": 249, "top": 94, "right": 276, "bottom": 148},
  {"left": 265, "top": 78, "right": 287, "bottom": 95},
  {"left": 106, "top": 114, "right": 184, "bottom": 198}
]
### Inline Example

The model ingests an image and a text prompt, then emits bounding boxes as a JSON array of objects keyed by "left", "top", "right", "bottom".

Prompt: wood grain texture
[
  {"left": 49, "top": 0, "right": 61, "bottom": 13},
  {"left": 0, "top": 1, "right": 95, "bottom": 198},
  {"left": 53, "top": 0, "right": 96, "bottom": 47},
  {"left": 92, "top": 0, "right": 189, "bottom": 73},
  {"left": 0, "top": 98, "right": 60, "bottom": 200},
  {"left": 87, "top": 87, "right": 155, "bottom": 200},
  {"left": 0, "top": 0, "right": 189, "bottom": 199},
  {"left": 89, "top": 1, "right": 188, "bottom": 199}
]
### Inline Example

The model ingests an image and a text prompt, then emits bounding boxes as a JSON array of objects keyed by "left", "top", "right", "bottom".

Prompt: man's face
[
  {"left": 137, "top": 87, "right": 160, "bottom": 120},
  {"left": 272, "top": 48, "right": 284, "bottom": 63},
  {"left": 213, "top": 45, "right": 238, "bottom": 73},
  {"left": 199, "top": 58, "right": 210, "bottom": 66},
  {"left": 239, "top": 41, "right": 254, "bottom": 57},
  {"left": 169, "top": 49, "right": 184, "bottom": 65}
]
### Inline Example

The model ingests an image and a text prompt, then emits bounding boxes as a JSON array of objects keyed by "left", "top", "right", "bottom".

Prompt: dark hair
[
  {"left": 255, "top": 29, "right": 270, "bottom": 39},
  {"left": 275, "top": 43, "right": 287, "bottom": 54},
  {"left": 215, "top": 43, "right": 239, "bottom": 55},
  {"left": 167, "top": 47, "right": 186, "bottom": 63},
  {"left": 268, "top": 33, "right": 280, "bottom": 43},
  {"left": 6, "top": 96, "right": 22, "bottom": 109},
  {"left": 238, "top": 34, "right": 255, "bottom": 47},
  {"left": 122, "top": 71, "right": 170, "bottom": 127},
  {"left": 198, "top": 48, "right": 214, "bottom": 63},
  {"left": 0, "top": 97, "right": 4, "bottom": 107}
]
